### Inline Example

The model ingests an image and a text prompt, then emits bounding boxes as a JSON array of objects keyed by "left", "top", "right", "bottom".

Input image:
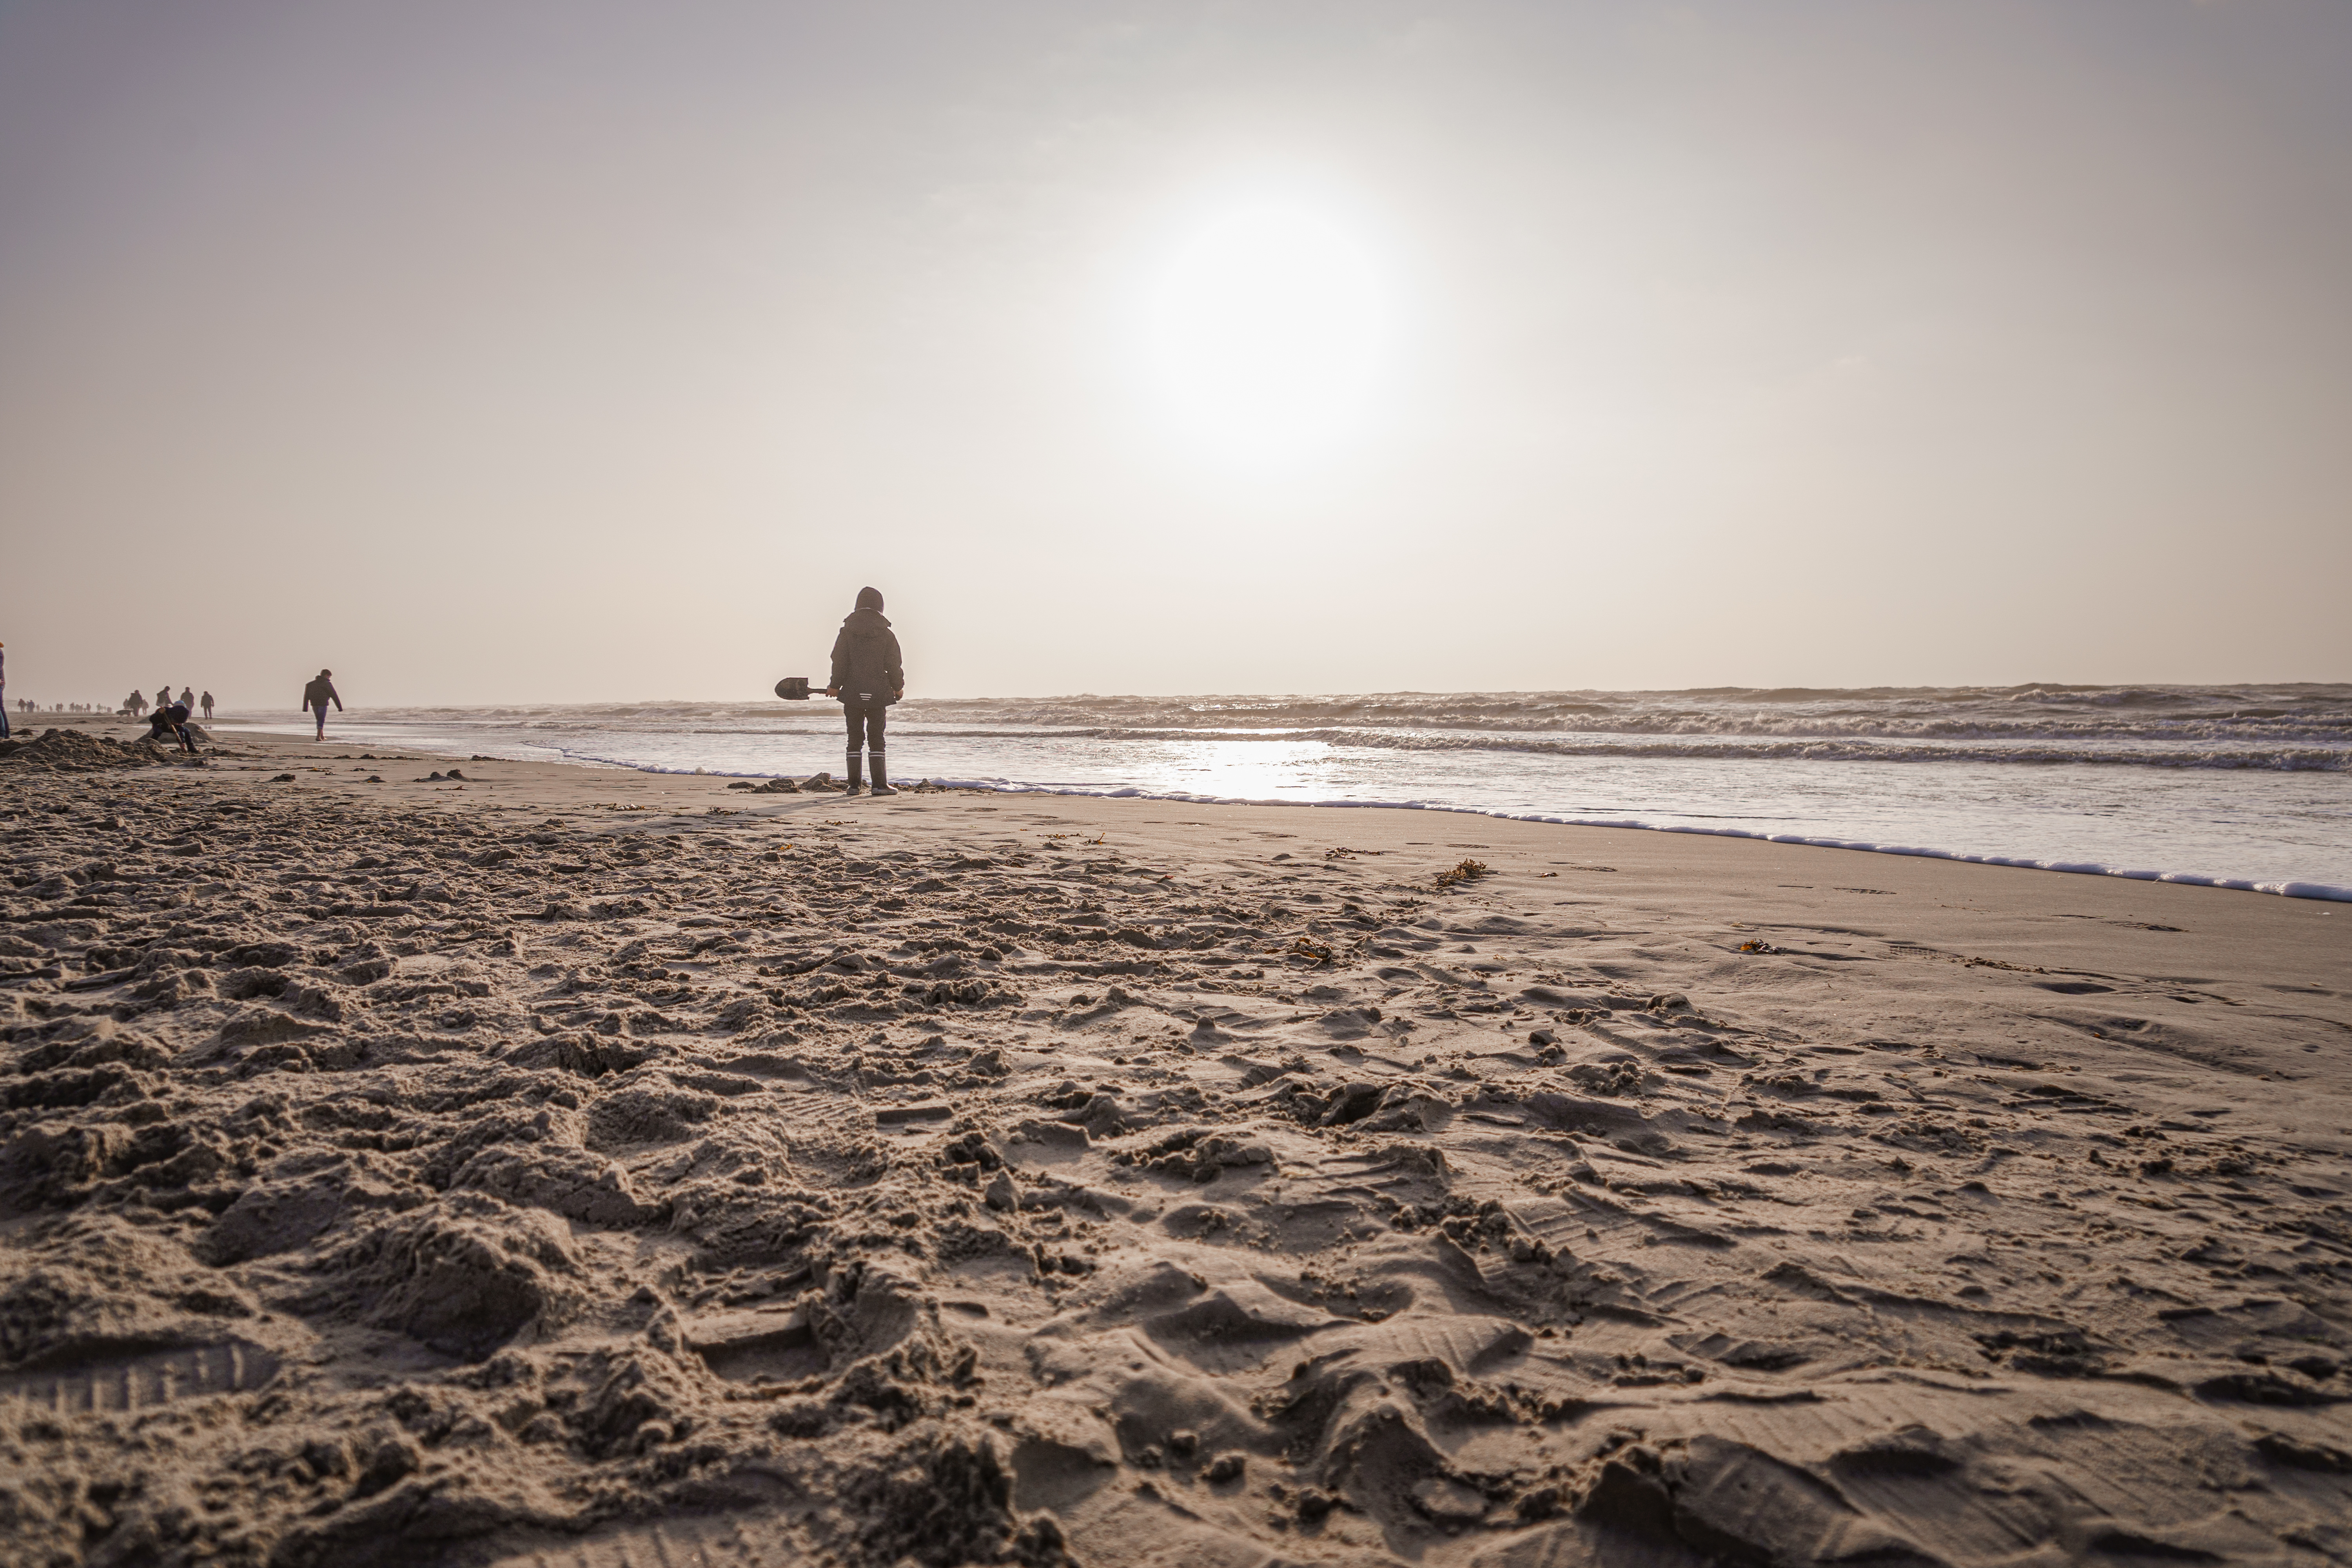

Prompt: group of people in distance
[
  {"left": 5, "top": 590, "right": 889, "bottom": 779},
  {"left": 2, "top": 658, "right": 342, "bottom": 750},
  {"left": 128, "top": 668, "right": 341, "bottom": 751},
  {"left": 4, "top": 666, "right": 337, "bottom": 749},
  {"left": 123, "top": 686, "right": 215, "bottom": 721}
]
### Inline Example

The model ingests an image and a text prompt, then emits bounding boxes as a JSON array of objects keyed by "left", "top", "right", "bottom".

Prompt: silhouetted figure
[
  {"left": 200, "top": 691, "right": 214, "bottom": 720},
  {"left": 826, "top": 586, "right": 904, "bottom": 796},
  {"left": 0, "top": 641, "right": 9, "bottom": 740},
  {"left": 142, "top": 701, "right": 198, "bottom": 754},
  {"left": 127, "top": 690, "right": 146, "bottom": 717},
  {"left": 178, "top": 686, "right": 194, "bottom": 711},
  {"left": 302, "top": 669, "right": 342, "bottom": 739}
]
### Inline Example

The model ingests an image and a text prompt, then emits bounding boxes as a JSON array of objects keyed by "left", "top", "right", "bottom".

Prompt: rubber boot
[
  {"left": 869, "top": 750, "right": 897, "bottom": 796},
  {"left": 842, "top": 752, "right": 864, "bottom": 795}
]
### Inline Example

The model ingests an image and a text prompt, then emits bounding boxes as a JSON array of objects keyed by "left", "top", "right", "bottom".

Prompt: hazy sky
[{"left": 4, "top": 0, "right": 2348, "bottom": 706}]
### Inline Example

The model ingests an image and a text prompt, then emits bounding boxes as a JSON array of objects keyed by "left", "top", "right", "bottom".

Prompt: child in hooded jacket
[{"left": 826, "top": 587, "right": 904, "bottom": 795}]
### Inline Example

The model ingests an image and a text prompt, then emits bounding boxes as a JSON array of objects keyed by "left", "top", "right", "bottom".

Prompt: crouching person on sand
[
  {"left": 825, "top": 586, "right": 903, "bottom": 796},
  {"left": 142, "top": 699, "right": 199, "bottom": 754}
]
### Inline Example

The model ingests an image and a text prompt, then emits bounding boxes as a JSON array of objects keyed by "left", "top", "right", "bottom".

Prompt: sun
[{"left": 1143, "top": 204, "right": 1393, "bottom": 466}]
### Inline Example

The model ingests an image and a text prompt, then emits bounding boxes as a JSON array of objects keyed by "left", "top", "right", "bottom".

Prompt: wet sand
[{"left": 3, "top": 724, "right": 2348, "bottom": 1567}]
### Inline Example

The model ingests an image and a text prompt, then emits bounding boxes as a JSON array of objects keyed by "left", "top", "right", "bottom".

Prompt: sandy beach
[{"left": 3, "top": 724, "right": 2348, "bottom": 1568}]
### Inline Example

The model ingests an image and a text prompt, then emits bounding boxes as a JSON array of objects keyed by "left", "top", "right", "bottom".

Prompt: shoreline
[
  {"left": 3, "top": 725, "right": 2348, "bottom": 1564},
  {"left": 881, "top": 781, "right": 2352, "bottom": 904},
  {"left": 179, "top": 713, "right": 2352, "bottom": 904}
]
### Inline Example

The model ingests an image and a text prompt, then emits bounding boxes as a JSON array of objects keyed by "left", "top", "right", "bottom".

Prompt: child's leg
[{"left": 843, "top": 706, "right": 866, "bottom": 790}]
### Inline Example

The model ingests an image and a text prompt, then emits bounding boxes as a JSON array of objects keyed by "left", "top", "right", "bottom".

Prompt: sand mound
[
  {"left": 450, "top": 1142, "right": 664, "bottom": 1228},
  {"left": 330, "top": 1193, "right": 587, "bottom": 1361},
  {"left": 0, "top": 1212, "right": 259, "bottom": 1369},
  {"left": 0, "top": 728, "right": 164, "bottom": 771}
]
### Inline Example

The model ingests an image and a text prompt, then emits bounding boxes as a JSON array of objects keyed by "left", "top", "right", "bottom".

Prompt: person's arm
[
  {"left": 331, "top": 684, "right": 343, "bottom": 711},
  {"left": 885, "top": 632, "right": 905, "bottom": 701},
  {"left": 826, "top": 628, "right": 849, "bottom": 698}
]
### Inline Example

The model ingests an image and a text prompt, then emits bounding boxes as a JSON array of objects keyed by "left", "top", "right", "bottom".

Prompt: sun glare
[{"left": 1143, "top": 204, "right": 1392, "bottom": 466}]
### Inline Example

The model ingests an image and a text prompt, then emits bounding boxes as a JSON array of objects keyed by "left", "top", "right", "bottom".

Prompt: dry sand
[{"left": 3, "top": 722, "right": 2348, "bottom": 1567}]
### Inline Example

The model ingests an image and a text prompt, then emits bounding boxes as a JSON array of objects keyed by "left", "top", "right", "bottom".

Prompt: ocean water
[{"left": 225, "top": 684, "right": 2352, "bottom": 901}]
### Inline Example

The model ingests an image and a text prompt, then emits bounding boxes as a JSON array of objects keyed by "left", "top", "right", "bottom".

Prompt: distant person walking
[
  {"left": 127, "top": 689, "right": 146, "bottom": 717},
  {"left": 177, "top": 686, "right": 194, "bottom": 713},
  {"left": 826, "top": 586, "right": 904, "bottom": 796},
  {"left": 301, "top": 670, "right": 342, "bottom": 740},
  {"left": 0, "top": 641, "right": 9, "bottom": 740},
  {"left": 200, "top": 691, "right": 214, "bottom": 720},
  {"left": 141, "top": 697, "right": 198, "bottom": 754}
]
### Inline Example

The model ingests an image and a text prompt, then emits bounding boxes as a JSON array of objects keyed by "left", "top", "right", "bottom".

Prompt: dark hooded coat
[{"left": 829, "top": 608, "right": 903, "bottom": 707}]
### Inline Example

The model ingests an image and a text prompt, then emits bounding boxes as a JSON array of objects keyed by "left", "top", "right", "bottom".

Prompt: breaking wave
[
  {"left": 347, "top": 682, "right": 2352, "bottom": 768},
  {"left": 927, "top": 727, "right": 2352, "bottom": 771}
]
